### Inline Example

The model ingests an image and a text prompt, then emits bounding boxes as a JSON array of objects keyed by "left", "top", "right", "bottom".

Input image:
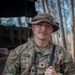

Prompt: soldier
[{"left": 2, "top": 13, "right": 75, "bottom": 75}]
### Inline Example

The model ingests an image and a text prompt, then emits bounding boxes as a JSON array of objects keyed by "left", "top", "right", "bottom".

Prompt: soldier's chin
[{"left": 39, "top": 37, "right": 47, "bottom": 41}]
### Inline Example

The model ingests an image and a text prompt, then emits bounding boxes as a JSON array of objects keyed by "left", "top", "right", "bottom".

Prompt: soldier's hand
[{"left": 45, "top": 66, "right": 58, "bottom": 75}]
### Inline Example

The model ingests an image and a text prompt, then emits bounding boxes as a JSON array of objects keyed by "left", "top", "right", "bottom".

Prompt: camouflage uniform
[{"left": 2, "top": 39, "right": 75, "bottom": 75}]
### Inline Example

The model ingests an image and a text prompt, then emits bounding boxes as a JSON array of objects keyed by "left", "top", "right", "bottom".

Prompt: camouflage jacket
[{"left": 2, "top": 39, "right": 75, "bottom": 75}]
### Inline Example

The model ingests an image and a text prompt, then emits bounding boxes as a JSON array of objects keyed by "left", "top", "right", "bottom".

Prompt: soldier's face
[{"left": 32, "top": 22, "right": 53, "bottom": 40}]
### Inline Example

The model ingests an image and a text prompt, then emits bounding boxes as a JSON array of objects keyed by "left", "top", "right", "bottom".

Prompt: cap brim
[{"left": 28, "top": 20, "right": 59, "bottom": 32}]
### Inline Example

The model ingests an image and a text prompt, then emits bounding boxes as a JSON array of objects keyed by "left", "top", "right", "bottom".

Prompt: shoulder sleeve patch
[{"left": 70, "top": 61, "right": 75, "bottom": 68}]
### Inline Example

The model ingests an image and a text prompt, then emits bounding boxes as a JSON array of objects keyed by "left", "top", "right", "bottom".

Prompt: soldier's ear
[{"left": 31, "top": 25, "right": 35, "bottom": 31}]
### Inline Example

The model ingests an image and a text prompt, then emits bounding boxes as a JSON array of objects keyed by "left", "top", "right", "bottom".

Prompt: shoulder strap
[{"left": 49, "top": 44, "right": 56, "bottom": 66}]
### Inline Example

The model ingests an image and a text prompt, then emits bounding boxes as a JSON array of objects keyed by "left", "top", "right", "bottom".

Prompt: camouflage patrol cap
[{"left": 28, "top": 13, "right": 59, "bottom": 32}]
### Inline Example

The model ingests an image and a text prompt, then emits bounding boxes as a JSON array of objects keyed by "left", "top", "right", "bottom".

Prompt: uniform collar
[
  {"left": 34, "top": 40, "right": 54, "bottom": 56},
  {"left": 28, "top": 38, "right": 54, "bottom": 55}
]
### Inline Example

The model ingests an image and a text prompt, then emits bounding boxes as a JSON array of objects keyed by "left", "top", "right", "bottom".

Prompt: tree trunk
[
  {"left": 56, "top": 0, "right": 67, "bottom": 49},
  {"left": 42, "top": 0, "right": 49, "bottom": 13},
  {"left": 69, "top": 0, "right": 75, "bottom": 60},
  {"left": 42, "top": 0, "right": 46, "bottom": 13},
  {"left": 63, "top": 0, "right": 68, "bottom": 50}
]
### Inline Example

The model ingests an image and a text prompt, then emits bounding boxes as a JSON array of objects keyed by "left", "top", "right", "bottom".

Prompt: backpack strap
[{"left": 49, "top": 44, "right": 56, "bottom": 66}]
